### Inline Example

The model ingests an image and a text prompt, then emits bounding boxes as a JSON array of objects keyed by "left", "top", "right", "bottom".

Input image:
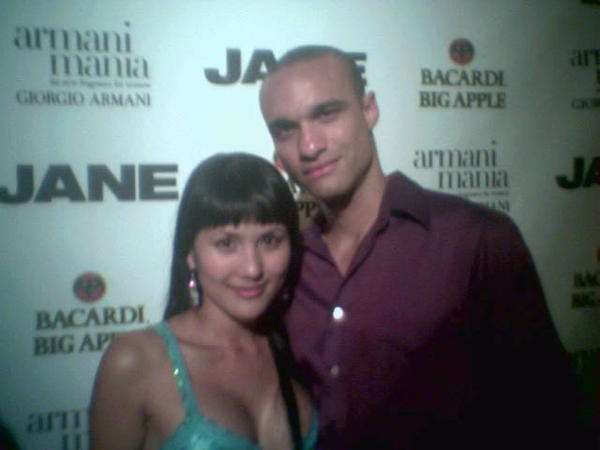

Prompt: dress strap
[{"left": 151, "top": 322, "right": 201, "bottom": 416}]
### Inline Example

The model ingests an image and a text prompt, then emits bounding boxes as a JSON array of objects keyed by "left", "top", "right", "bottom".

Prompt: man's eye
[
  {"left": 270, "top": 121, "right": 297, "bottom": 141},
  {"left": 273, "top": 127, "right": 294, "bottom": 141},
  {"left": 313, "top": 101, "right": 345, "bottom": 121},
  {"left": 318, "top": 107, "right": 338, "bottom": 120}
]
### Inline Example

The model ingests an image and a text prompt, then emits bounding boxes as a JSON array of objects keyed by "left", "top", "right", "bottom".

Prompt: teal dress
[{"left": 152, "top": 322, "right": 319, "bottom": 450}]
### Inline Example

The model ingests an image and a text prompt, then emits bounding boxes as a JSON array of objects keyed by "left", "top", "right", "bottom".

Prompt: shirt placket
[{"left": 317, "top": 218, "right": 388, "bottom": 430}]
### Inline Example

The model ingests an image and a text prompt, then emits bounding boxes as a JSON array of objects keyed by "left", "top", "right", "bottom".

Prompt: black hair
[
  {"left": 272, "top": 45, "right": 365, "bottom": 99},
  {"left": 163, "top": 152, "right": 300, "bottom": 320}
]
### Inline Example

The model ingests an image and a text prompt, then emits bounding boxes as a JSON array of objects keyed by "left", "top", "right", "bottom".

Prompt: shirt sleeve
[{"left": 468, "top": 211, "right": 587, "bottom": 448}]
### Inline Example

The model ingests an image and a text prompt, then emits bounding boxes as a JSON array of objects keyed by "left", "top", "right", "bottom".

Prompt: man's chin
[{"left": 307, "top": 184, "right": 353, "bottom": 209}]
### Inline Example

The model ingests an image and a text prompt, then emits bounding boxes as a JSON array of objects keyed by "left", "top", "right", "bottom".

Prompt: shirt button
[
  {"left": 332, "top": 306, "right": 345, "bottom": 321},
  {"left": 330, "top": 364, "right": 340, "bottom": 377}
]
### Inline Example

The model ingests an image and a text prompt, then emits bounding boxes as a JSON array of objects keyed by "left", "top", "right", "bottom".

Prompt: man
[{"left": 259, "top": 46, "right": 582, "bottom": 449}]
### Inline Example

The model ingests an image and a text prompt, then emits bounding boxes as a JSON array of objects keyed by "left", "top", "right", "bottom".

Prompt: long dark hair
[{"left": 163, "top": 152, "right": 301, "bottom": 320}]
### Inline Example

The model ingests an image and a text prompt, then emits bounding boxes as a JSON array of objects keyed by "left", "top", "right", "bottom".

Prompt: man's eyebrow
[
  {"left": 309, "top": 99, "right": 347, "bottom": 118},
  {"left": 267, "top": 99, "right": 348, "bottom": 132},
  {"left": 268, "top": 118, "right": 297, "bottom": 132}
]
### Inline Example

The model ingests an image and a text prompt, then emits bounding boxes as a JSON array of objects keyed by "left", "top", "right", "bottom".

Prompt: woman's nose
[{"left": 240, "top": 246, "right": 263, "bottom": 279}]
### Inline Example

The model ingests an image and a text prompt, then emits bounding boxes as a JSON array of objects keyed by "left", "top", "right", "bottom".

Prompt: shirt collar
[
  {"left": 302, "top": 171, "right": 431, "bottom": 251},
  {"left": 382, "top": 171, "right": 431, "bottom": 230}
]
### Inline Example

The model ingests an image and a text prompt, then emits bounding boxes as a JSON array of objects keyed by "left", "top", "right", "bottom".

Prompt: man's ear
[
  {"left": 273, "top": 152, "right": 285, "bottom": 172},
  {"left": 273, "top": 152, "right": 300, "bottom": 195},
  {"left": 362, "top": 91, "right": 379, "bottom": 130}
]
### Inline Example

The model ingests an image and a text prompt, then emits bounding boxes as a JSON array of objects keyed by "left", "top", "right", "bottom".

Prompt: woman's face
[{"left": 186, "top": 221, "right": 291, "bottom": 324}]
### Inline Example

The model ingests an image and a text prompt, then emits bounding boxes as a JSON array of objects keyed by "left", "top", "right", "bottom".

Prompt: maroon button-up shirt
[{"left": 286, "top": 172, "right": 579, "bottom": 449}]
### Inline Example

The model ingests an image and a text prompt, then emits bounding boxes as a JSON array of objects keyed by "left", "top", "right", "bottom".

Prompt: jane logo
[
  {"left": 73, "top": 272, "right": 106, "bottom": 302},
  {"left": 204, "top": 48, "right": 367, "bottom": 86},
  {"left": 556, "top": 157, "right": 600, "bottom": 189},
  {"left": 449, "top": 39, "right": 474, "bottom": 65}
]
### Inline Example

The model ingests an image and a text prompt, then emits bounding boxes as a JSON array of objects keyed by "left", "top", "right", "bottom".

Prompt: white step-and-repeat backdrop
[{"left": 1, "top": 1, "right": 598, "bottom": 448}]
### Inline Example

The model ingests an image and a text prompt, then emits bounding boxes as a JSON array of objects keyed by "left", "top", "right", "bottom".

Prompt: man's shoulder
[
  {"left": 386, "top": 171, "right": 515, "bottom": 231},
  {"left": 427, "top": 186, "right": 509, "bottom": 223}
]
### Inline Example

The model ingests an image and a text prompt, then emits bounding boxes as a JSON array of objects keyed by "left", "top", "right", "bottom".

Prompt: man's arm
[{"left": 468, "top": 212, "right": 585, "bottom": 448}]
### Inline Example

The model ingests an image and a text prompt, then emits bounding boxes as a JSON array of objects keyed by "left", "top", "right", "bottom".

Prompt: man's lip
[
  {"left": 231, "top": 285, "right": 265, "bottom": 299},
  {"left": 304, "top": 160, "right": 337, "bottom": 180}
]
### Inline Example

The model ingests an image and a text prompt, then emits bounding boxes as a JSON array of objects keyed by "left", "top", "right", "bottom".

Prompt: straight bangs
[
  {"left": 191, "top": 179, "right": 295, "bottom": 231},
  {"left": 179, "top": 152, "right": 298, "bottom": 245}
]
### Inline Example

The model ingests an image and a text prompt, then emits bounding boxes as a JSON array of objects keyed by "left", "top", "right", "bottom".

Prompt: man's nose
[{"left": 299, "top": 123, "right": 326, "bottom": 160}]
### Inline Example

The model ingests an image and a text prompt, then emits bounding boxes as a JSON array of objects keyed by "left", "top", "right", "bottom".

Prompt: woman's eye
[
  {"left": 259, "top": 233, "right": 281, "bottom": 248},
  {"left": 215, "top": 237, "right": 234, "bottom": 249}
]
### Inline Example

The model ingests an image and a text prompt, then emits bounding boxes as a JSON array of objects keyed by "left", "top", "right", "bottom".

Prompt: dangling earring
[{"left": 188, "top": 270, "right": 199, "bottom": 306}]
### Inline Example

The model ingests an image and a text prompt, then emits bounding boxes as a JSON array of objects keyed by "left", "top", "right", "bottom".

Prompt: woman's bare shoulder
[
  {"left": 89, "top": 327, "right": 172, "bottom": 449},
  {"left": 97, "top": 326, "right": 166, "bottom": 381}
]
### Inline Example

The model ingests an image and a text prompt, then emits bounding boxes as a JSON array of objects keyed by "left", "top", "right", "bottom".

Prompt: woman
[{"left": 89, "top": 153, "right": 317, "bottom": 450}]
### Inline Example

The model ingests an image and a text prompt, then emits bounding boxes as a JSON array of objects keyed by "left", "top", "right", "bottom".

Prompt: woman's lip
[{"left": 232, "top": 285, "right": 265, "bottom": 299}]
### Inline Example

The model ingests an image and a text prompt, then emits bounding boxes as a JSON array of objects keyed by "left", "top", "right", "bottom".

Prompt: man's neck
[{"left": 319, "top": 160, "right": 386, "bottom": 275}]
